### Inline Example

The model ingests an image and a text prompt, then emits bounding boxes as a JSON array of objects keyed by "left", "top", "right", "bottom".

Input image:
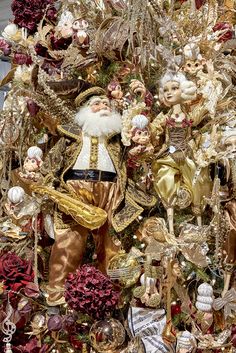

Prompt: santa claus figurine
[{"left": 40, "top": 86, "right": 155, "bottom": 306}]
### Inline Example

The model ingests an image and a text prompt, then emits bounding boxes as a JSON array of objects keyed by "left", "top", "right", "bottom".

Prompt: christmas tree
[{"left": 0, "top": 0, "right": 235, "bottom": 352}]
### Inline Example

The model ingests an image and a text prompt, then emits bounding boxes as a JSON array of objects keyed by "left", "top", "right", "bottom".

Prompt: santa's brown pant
[{"left": 46, "top": 180, "right": 120, "bottom": 305}]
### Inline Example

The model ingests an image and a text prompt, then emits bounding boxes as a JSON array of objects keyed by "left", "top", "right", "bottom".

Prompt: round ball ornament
[
  {"left": 89, "top": 318, "right": 125, "bottom": 353},
  {"left": 107, "top": 251, "right": 141, "bottom": 288}
]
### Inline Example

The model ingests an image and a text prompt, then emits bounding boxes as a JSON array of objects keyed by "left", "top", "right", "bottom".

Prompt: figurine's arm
[
  {"left": 40, "top": 137, "right": 68, "bottom": 184},
  {"left": 150, "top": 112, "right": 166, "bottom": 146},
  {"left": 190, "top": 103, "right": 209, "bottom": 127}
]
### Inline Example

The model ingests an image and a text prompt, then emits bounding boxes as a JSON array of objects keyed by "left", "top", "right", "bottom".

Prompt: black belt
[{"left": 64, "top": 169, "right": 117, "bottom": 182}]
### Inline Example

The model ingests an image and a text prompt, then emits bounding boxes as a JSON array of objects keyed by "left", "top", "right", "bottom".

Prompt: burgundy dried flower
[
  {"left": 0, "top": 38, "right": 12, "bottom": 56},
  {"left": 213, "top": 22, "right": 233, "bottom": 42},
  {"left": 35, "top": 43, "right": 49, "bottom": 58},
  {"left": 24, "top": 282, "right": 40, "bottom": 298},
  {"left": 50, "top": 33, "right": 72, "bottom": 50},
  {"left": 65, "top": 265, "right": 120, "bottom": 320},
  {"left": 14, "top": 337, "right": 48, "bottom": 353},
  {"left": 13, "top": 53, "right": 32, "bottom": 66},
  {"left": 46, "top": 7, "right": 57, "bottom": 21},
  {"left": 0, "top": 252, "right": 34, "bottom": 292},
  {"left": 11, "top": 0, "right": 57, "bottom": 33}
]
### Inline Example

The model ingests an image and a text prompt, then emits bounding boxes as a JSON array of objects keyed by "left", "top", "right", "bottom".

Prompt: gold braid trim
[
  {"left": 57, "top": 124, "right": 81, "bottom": 140},
  {"left": 230, "top": 159, "right": 236, "bottom": 198},
  {"left": 112, "top": 193, "right": 143, "bottom": 233}
]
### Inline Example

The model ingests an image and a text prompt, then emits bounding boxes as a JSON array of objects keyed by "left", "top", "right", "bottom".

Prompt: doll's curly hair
[{"left": 159, "top": 71, "right": 197, "bottom": 104}]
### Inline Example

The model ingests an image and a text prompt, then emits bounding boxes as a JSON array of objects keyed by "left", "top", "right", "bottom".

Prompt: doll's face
[
  {"left": 183, "top": 59, "right": 204, "bottom": 75},
  {"left": 23, "top": 157, "right": 39, "bottom": 172},
  {"left": 163, "top": 81, "right": 182, "bottom": 105},
  {"left": 132, "top": 128, "right": 150, "bottom": 145},
  {"left": 224, "top": 135, "right": 236, "bottom": 152}
]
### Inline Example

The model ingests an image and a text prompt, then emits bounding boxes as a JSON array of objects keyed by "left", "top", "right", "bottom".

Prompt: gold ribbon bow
[{"left": 213, "top": 288, "right": 236, "bottom": 318}]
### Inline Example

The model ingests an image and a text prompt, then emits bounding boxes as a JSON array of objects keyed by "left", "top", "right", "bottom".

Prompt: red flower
[
  {"left": 65, "top": 265, "right": 120, "bottom": 320},
  {"left": 0, "top": 252, "right": 34, "bottom": 292},
  {"left": 213, "top": 22, "right": 233, "bottom": 42},
  {"left": 0, "top": 38, "right": 11, "bottom": 56},
  {"left": 11, "top": 0, "right": 57, "bottom": 33},
  {"left": 13, "top": 53, "right": 32, "bottom": 66}
]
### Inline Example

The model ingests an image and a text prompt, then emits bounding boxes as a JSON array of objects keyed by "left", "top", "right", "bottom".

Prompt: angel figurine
[
  {"left": 151, "top": 72, "right": 212, "bottom": 234},
  {"left": 19, "top": 146, "right": 43, "bottom": 182}
]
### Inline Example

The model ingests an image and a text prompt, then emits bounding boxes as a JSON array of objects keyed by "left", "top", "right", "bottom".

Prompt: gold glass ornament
[
  {"left": 107, "top": 251, "right": 141, "bottom": 288},
  {"left": 89, "top": 318, "right": 126, "bottom": 353}
]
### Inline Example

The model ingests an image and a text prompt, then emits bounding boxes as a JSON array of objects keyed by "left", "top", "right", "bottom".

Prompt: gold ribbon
[{"left": 213, "top": 288, "right": 236, "bottom": 318}]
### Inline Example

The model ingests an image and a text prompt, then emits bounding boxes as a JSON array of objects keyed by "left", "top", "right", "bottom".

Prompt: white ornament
[
  {"left": 27, "top": 146, "right": 43, "bottom": 161},
  {"left": 196, "top": 283, "right": 214, "bottom": 312},
  {"left": 7, "top": 186, "right": 25, "bottom": 204},
  {"left": 197, "top": 283, "right": 213, "bottom": 296},
  {"left": 131, "top": 115, "right": 149, "bottom": 129},
  {"left": 177, "top": 330, "right": 196, "bottom": 352},
  {"left": 196, "top": 295, "right": 213, "bottom": 305}
]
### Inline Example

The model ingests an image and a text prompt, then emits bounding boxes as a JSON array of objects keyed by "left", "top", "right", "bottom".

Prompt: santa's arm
[{"left": 40, "top": 136, "right": 68, "bottom": 185}]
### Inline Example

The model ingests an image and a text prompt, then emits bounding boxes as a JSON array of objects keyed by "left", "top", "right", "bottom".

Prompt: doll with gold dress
[{"left": 151, "top": 72, "right": 212, "bottom": 234}]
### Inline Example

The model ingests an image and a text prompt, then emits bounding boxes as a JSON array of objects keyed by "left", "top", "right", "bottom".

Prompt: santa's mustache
[{"left": 95, "top": 109, "right": 111, "bottom": 117}]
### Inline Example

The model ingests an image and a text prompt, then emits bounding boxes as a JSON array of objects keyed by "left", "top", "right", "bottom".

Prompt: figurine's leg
[
  {"left": 222, "top": 271, "right": 232, "bottom": 298},
  {"left": 196, "top": 215, "right": 202, "bottom": 227},
  {"left": 152, "top": 157, "right": 179, "bottom": 234},
  {"left": 167, "top": 207, "right": 174, "bottom": 234},
  {"left": 93, "top": 222, "right": 120, "bottom": 273},
  {"left": 47, "top": 224, "right": 89, "bottom": 306}
]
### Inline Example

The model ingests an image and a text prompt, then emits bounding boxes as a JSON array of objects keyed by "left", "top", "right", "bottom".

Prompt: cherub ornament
[
  {"left": 128, "top": 115, "right": 154, "bottom": 190},
  {"left": 107, "top": 80, "right": 124, "bottom": 110},
  {"left": 19, "top": 146, "right": 43, "bottom": 182},
  {"left": 182, "top": 42, "right": 206, "bottom": 79},
  {"left": 129, "top": 115, "right": 154, "bottom": 159},
  {"left": 1, "top": 186, "right": 41, "bottom": 239},
  {"left": 72, "top": 18, "right": 90, "bottom": 49}
]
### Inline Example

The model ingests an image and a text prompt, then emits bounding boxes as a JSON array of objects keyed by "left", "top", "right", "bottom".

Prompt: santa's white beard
[{"left": 74, "top": 106, "right": 122, "bottom": 137}]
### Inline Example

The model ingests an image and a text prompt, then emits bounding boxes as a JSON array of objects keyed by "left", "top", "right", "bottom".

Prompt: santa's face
[
  {"left": 74, "top": 95, "right": 122, "bottom": 137},
  {"left": 89, "top": 97, "right": 112, "bottom": 116}
]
